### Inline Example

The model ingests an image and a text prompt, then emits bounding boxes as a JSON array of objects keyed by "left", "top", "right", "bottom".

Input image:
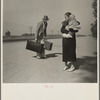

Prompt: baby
[{"left": 65, "top": 14, "right": 81, "bottom": 38}]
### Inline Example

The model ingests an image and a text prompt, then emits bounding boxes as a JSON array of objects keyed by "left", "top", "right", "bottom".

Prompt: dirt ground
[{"left": 3, "top": 36, "right": 97, "bottom": 83}]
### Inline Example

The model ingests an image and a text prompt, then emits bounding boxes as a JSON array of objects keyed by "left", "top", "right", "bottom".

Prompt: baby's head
[{"left": 69, "top": 14, "right": 75, "bottom": 21}]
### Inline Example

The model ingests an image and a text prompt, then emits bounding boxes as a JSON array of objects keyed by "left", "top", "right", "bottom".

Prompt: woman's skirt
[{"left": 62, "top": 38, "right": 76, "bottom": 62}]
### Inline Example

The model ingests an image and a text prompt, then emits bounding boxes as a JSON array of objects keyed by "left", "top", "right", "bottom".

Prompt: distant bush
[
  {"left": 91, "top": 0, "right": 97, "bottom": 38},
  {"left": 5, "top": 31, "right": 11, "bottom": 36}
]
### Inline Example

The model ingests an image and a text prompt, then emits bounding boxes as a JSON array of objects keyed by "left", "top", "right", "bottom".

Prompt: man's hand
[
  {"left": 44, "top": 37, "right": 47, "bottom": 41},
  {"left": 35, "top": 38, "right": 37, "bottom": 41}
]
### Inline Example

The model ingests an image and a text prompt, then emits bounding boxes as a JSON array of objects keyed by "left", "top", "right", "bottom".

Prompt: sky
[{"left": 3, "top": 0, "right": 95, "bottom": 35}]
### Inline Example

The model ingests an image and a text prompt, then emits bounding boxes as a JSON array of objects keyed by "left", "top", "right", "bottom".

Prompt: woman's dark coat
[{"left": 61, "top": 21, "right": 78, "bottom": 62}]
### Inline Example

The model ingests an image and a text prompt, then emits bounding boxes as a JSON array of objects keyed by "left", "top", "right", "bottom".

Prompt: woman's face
[
  {"left": 43, "top": 19, "right": 47, "bottom": 22},
  {"left": 64, "top": 15, "right": 69, "bottom": 21}
]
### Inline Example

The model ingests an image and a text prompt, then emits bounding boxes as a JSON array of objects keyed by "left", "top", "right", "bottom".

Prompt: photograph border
[{"left": 1, "top": 0, "right": 99, "bottom": 100}]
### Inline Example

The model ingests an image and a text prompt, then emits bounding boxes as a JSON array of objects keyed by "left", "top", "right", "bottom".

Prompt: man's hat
[{"left": 42, "top": 15, "right": 49, "bottom": 20}]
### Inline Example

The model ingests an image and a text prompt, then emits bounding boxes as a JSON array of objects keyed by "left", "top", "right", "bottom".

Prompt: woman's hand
[
  {"left": 73, "top": 26, "right": 81, "bottom": 30},
  {"left": 62, "top": 33, "right": 67, "bottom": 38},
  {"left": 35, "top": 38, "right": 37, "bottom": 41},
  {"left": 62, "top": 33, "right": 73, "bottom": 38},
  {"left": 66, "top": 25, "right": 75, "bottom": 30}
]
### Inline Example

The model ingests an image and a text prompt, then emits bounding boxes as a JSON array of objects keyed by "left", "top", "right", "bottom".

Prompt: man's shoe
[{"left": 36, "top": 56, "right": 41, "bottom": 59}]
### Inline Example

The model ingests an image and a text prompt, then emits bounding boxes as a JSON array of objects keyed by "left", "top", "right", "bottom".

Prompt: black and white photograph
[
  {"left": 1, "top": 0, "right": 99, "bottom": 100},
  {"left": 2, "top": 0, "right": 98, "bottom": 83}
]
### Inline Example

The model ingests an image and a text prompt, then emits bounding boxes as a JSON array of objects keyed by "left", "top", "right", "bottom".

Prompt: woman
[
  {"left": 35, "top": 15, "right": 49, "bottom": 59},
  {"left": 61, "top": 12, "right": 80, "bottom": 72}
]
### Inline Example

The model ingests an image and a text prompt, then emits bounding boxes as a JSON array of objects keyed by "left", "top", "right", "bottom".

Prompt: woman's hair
[{"left": 64, "top": 12, "right": 71, "bottom": 18}]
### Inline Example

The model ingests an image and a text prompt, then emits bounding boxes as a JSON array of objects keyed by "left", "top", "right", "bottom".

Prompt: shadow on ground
[
  {"left": 75, "top": 56, "right": 97, "bottom": 72},
  {"left": 33, "top": 53, "right": 62, "bottom": 59},
  {"left": 32, "top": 52, "right": 97, "bottom": 82},
  {"left": 74, "top": 56, "right": 97, "bottom": 82},
  {"left": 46, "top": 53, "right": 62, "bottom": 58}
]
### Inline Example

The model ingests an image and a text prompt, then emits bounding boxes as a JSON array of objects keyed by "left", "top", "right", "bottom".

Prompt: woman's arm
[
  {"left": 69, "top": 28, "right": 78, "bottom": 32},
  {"left": 68, "top": 21, "right": 80, "bottom": 33},
  {"left": 60, "top": 21, "right": 69, "bottom": 34},
  {"left": 61, "top": 21, "right": 70, "bottom": 38}
]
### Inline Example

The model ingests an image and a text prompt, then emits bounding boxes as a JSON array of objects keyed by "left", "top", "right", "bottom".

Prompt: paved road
[{"left": 3, "top": 36, "right": 97, "bottom": 83}]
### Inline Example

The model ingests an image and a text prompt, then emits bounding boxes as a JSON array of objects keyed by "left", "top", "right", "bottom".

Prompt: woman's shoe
[
  {"left": 63, "top": 66, "right": 69, "bottom": 71},
  {"left": 68, "top": 66, "right": 75, "bottom": 72}
]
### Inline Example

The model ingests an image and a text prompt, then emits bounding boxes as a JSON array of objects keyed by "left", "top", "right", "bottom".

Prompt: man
[{"left": 35, "top": 15, "right": 49, "bottom": 59}]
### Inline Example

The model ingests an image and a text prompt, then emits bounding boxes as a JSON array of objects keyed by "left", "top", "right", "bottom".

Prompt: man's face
[{"left": 43, "top": 19, "right": 48, "bottom": 22}]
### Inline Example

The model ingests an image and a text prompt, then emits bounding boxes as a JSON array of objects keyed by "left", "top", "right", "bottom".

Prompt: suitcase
[
  {"left": 26, "top": 40, "right": 44, "bottom": 53},
  {"left": 44, "top": 41, "right": 53, "bottom": 51}
]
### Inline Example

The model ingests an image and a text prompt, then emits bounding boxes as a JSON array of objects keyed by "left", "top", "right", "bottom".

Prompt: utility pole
[
  {"left": 58, "top": 31, "right": 60, "bottom": 36},
  {"left": 51, "top": 30, "right": 54, "bottom": 36},
  {"left": 29, "top": 26, "right": 32, "bottom": 34}
]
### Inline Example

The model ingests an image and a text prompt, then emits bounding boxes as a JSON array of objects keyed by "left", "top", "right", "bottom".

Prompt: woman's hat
[
  {"left": 42, "top": 15, "right": 49, "bottom": 20},
  {"left": 65, "top": 12, "right": 71, "bottom": 18}
]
